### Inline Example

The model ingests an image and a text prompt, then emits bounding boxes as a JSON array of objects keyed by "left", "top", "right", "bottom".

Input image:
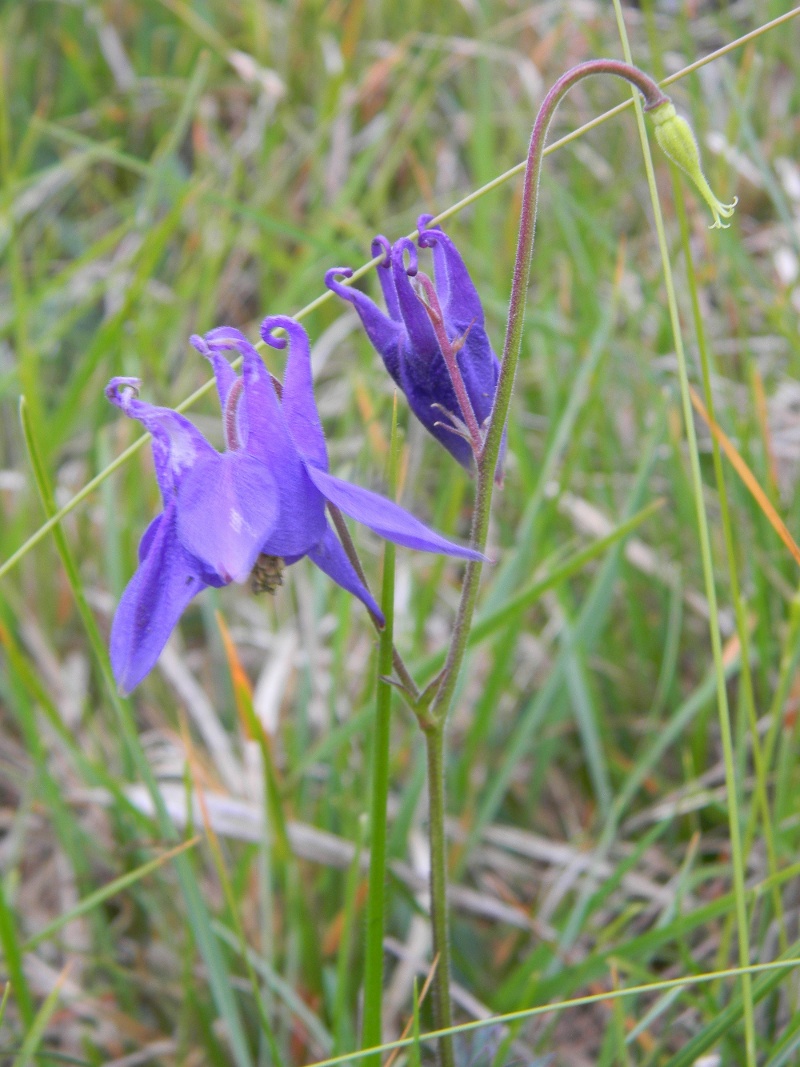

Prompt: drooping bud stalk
[
  {"left": 649, "top": 102, "right": 737, "bottom": 229},
  {"left": 413, "top": 271, "right": 485, "bottom": 457}
]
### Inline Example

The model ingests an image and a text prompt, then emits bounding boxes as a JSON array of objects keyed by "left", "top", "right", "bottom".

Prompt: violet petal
[
  {"left": 110, "top": 502, "right": 208, "bottom": 695},
  {"left": 261, "top": 315, "right": 328, "bottom": 472},
  {"left": 176, "top": 451, "right": 279, "bottom": 584},
  {"left": 105, "top": 377, "right": 217, "bottom": 501},
  {"left": 325, "top": 268, "right": 405, "bottom": 385},
  {"left": 307, "top": 522, "right": 384, "bottom": 623},
  {"left": 305, "top": 465, "right": 484, "bottom": 561}
]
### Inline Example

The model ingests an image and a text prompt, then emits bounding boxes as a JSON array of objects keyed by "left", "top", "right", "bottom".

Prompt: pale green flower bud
[{"left": 649, "top": 101, "right": 737, "bottom": 229}]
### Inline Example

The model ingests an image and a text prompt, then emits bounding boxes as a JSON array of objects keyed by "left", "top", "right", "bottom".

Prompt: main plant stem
[
  {"left": 424, "top": 723, "right": 455, "bottom": 1067},
  {"left": 422, "top": 60, "right": 668, "bottom": 1062}
]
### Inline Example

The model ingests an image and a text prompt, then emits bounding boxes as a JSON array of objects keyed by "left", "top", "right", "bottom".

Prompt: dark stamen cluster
[{"left": 250, "top": 553, "right": 285, "bottom": 595}]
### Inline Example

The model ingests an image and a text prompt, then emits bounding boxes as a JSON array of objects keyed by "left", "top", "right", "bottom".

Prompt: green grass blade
[
  {"left": 362, "top": 395, "right": 399, "bottom": 1063},
  {"left": 461, "top": 417, "right": 663, "bottom": 865},
  {"left": 10, "top": 966, "right": 67, "bottom": 1067},
  {"left": 23, "top": 837, "right": 199, "bottom": 953},
  {"left": 561, "top": 611, "right": 612, "bottom": 817},
  {"left": 0, "top": 877, "right": 34, "bottom": 1028},
  {"left": 416, "top": 498, "right": 665, "bottom": 683},
  {"left": 612, "top": 4, "right": 757, "bottom": 1058}
]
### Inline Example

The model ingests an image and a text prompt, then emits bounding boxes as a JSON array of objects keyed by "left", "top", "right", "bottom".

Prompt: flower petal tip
[
  {"left": 105, "top": 377, "right": 141, "bottom": 408},
  {"left": 324, "top": 267, "right": 356, "bottom": 302},
  {"left": 416, "top": 213, "right": 439, "bottom": 248},
  {"left": 204, "top": 326, "right": 251, "bottom": 352},
  {"left": 393, "top": 237, "right": 418, "bottom": 277},
  {"left": 260, "top": 315, "right": 299, "bottom": 350},
  {"left": 370, "top": 236, "right": 392, "bottom": 268},
  {"left": 709, "top": 195, "right": 738, "bottom": 230}
]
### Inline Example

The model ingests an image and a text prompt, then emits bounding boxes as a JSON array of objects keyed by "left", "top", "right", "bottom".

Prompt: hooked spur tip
[
  {"left": 259, "top": 322, "right": 287, "bottom": 350},
  {"left": 324, "top": 267, "right": 356, "bottom": 301},
  {"left": 260, "top": 314, "right": 307, "bottom": 351},
  {"left": 417, "top": 213, "right": 440, "bottom": 248},
  {"left": 370, "top": 235, "right": 392, "bottom": 268},
  {"left": 393, "top": 237, "right": 418, "bottom": 277},
  {"left": 105, "top": 376, "right": 141, "bottom": 408},
  {"left": 325, "top": 266, "right": 353, "bottom": 285}
]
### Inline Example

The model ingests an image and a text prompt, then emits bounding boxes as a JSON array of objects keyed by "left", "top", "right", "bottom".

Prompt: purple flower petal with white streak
[
  {"left": 105, "top": 378, "right": 217, "bottom": 502},
  {"left": 190, "top": 333, "right": 239, "bottom": 410},
  {"left": 176, "top": 450, "right": 279, "bottom": 583},
  {"left": 210, "top": 325, "right": 328, "bottom": 558}
]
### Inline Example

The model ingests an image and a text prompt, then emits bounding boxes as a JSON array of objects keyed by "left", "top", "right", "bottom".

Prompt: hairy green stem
[
  {"left": 423, "top": 59, "right": 668, "bottom": 1061},
  {"left": 424, "top": 723, "right": 455, "bottom": 1067},
  {"left": 430, "top": 59, "right": 667, "bottom": 727}
]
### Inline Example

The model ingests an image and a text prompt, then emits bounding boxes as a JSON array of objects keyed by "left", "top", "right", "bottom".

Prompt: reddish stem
[{"left": 414, "top": 272, "right": 484, "bottom": 457}]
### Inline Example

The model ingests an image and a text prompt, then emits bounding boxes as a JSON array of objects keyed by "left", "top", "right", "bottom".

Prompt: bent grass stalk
[
  {"left": 673, "top": 184, "right": 786, "bottom": 951},
  {"left": 1, "top": 11, "right": 798, "bottom": 587},
  {"left": 611, "top": 3, "right": 756, "bottom": 1059}
]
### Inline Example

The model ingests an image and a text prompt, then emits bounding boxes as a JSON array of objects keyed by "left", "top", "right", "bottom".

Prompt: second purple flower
[{"left": 326, "top": 215, "right": 505, "bottom": 481}]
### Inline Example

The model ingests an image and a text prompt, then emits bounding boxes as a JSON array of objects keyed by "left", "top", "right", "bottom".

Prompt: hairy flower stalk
[{"left": 418, "top": 60, "right": 729, "bottom": 1067}]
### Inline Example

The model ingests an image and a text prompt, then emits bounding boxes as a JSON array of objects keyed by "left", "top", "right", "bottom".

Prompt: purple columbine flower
[
  {"left": 106, "top": 317, "right": 482, "bottom": 694},
  {"left": 325, "top": 215, "right": 505, "bottom": 481}
]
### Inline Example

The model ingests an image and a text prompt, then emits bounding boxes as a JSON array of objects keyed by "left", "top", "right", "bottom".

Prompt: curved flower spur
[
  {"left": 326, "top": 215, "right": 506, "bottom": 482},
  {"left": 105, "top": 318, "right": 482, "bottom": 694}
]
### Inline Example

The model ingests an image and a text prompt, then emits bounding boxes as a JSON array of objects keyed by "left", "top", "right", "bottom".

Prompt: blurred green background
[{"left": 2, "top": 1, "right": 800, "bottom": 1064}]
